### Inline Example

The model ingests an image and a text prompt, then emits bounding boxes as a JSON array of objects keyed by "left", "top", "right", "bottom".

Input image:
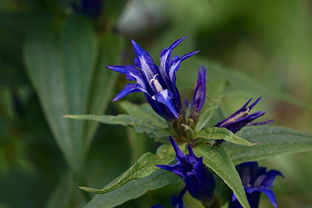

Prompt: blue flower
[
  {"left": 157, "top": 137, "right": 215, "bottom": 203},
  {"left": 190, "top": 66, "right": 207, "bottom": 120},
  {"left": 229, "top": 162, "right": 283, "bottom": 208},
  {"left": 215, "top": 97, "right": 274, "bottom": 133},
  {"left": 107, "top": 37, "right": 199, "bottom": 121}
]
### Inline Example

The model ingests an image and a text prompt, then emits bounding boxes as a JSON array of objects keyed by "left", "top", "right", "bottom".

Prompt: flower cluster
[{"left": 108, "top": 38, "right": 281, "bottom": 208}]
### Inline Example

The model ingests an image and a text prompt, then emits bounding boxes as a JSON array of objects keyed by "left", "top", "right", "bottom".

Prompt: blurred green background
[{"left": 0, "top": 0, "right": 311, "bottom": 207}]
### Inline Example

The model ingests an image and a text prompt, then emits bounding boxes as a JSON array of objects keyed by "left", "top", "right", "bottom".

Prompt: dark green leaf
[
  {"left": 194, "top": 144, "right": 250, "bottom": 208},
  {"left": 195, "top": 127, "right": 254, "bottom": 146},
  {"left": 79, "top": 144, "right": 175, "bottom": 193},
  {"left": 226, "top": 126, "right": 312, "bottom": 164},
  {"left": 24, "top": 15, "right": 97, "bottom": 173},
  {"left": 84, "top": 34, "right": 124, "bottom": 149},
  {"left": 196, "top": 80, "right": 227, "bottom": 131},
  {"left": 84, "top": 170, "right": 179, "bottom": 208}
]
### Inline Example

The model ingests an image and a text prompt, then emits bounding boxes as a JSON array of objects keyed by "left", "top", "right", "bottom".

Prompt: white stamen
[{"left": 150, "top": 74, "right": 163, "bottom": 92}]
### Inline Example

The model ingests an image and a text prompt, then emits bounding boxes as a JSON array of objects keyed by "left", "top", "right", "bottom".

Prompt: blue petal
[
  {"left": 260, "top": 170, "right": 283, "bottom": 188},
  {"left": 261, "top": 189, "right": 278, "bottom": 208},
  {"left": 169, "top": 137, "right": 185, "bottom": 160},
  {"left": 153, "top": 89, "right": 179, "bottom": 119},
  {"left": 113, "top": 84, "right": 143, "bottom": 101},
  {"left": 168, "top": 51, "right": 199, "bottom": 83},
  {"left": 160, "top": 37, "right": 187, "bottom": 79},
  {"left": 106, "top": 65, "right": 138, "bottom": 81},
  {"left": 191, "top": 67, "right": 207, "bottom": 113},
  {"left": 171, "top": 187, "right": 187, "bottom": 208},
  {"left": 156, "top": 163, "right": 184, "bottom": 178},
  {"left": 131, "top": 40, "right": 158, "bottom": 81}
]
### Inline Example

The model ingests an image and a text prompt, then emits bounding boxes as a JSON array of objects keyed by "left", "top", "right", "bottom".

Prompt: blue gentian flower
[
  {"left": 190, "top": 66, "right": 207, "bottom": 120},
  {"left": 156, "top": 137, "right": 216, "bottom": 203},
  {"left": 107, "top": 37, "right": 199, "bottom": 121},
  {"left": 215, "top": 97, "right": 274, "bottom": 133},
  {"left": 229, "top": 162, "right": 283, "bottom": 208},
  {"left": 73, "top": 0, "right": 104, "bottom": 18}
]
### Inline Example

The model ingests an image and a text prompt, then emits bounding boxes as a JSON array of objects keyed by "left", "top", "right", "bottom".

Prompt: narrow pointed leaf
[
  {"left": 79, "top": 144, "right": 175, "bottom": 193},
  {"left": 194, "top": 144, "right": 250, "bottom": 208},
  {"left": 196, "top": 80, "right": 227, "bottom": 131},
  {"left": 195, "top": 127, "right": 255, "bottom": 146},
  {"left": 84, "top": 170, "right": 179, "bottom": 208},
  {"left": 225, "top": 126, "right": 312, "bottom": 164},
  {"left": 65, "top": 114, "right": 170, "bottom": 137},
  {"left": 85, "top": 34, "right": 124, "bottom": 149},
  {"left": 24, "top": 15, "right": 97, "bottom": 172}
]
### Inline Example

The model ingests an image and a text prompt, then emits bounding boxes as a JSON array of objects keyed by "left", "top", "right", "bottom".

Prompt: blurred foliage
[{"left": 0, "top": 0, "right": 312, "bottom": 207}]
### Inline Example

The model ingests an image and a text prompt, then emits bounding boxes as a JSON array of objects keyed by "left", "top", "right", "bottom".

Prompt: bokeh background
[{"left": 0, "top": 0, "right": 312, "bottom": 207}]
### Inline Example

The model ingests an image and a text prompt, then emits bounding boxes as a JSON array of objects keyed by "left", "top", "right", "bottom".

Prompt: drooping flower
[
  {"left": 107, "top": 37, "right": 199, "bottom": 121},
  {"left": 190, "top": 66, "right": 207, "bottom": 120},
  {"left": 215, "top": 97, "right": 274, "bottom": 133},
  {"left": 229, "top": 162, "right": 283, "bottom": 208},
  {"left": 157, "top": 137, "right": 215, "bottom": 203}
]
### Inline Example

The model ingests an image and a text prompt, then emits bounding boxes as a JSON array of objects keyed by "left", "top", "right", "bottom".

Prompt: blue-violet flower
[
  {"left": 157, "top": 137, "right": 215, "bottom": 203},
  {"left": 107, "top": 37, "right": 199, "bottom": 121},
  {"left": 229, "top": 162, "right": 283, "bottom": 208},
  {"left": 215, "top": 97, "right": 274, "bottom": 133},
  {"left": 190, "top": 66, "right": 207, "bottom": 120}
]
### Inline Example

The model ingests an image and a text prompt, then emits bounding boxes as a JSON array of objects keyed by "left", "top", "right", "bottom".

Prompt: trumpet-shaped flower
[
  {"left": 157, "top": 137, "right": 215, "bottom": 203},
  {"left": 215, "top": 97, "right": 274, "bottom": 133},
  {"left": 229, "top": 162, "right": 283, "bottom": 208},
  {"left": 107, "top": 37, "right": 199, "bottom": 121}
]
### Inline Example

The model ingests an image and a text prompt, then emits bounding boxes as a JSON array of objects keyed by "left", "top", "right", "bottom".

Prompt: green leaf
[
  {"left": 46, "top": 174, "right": 78, "bottom": 208},
  {"left": 195, "top": 127, "right": 254, "bottom": 146},
  {"left": 120, "top": 101, "right": 167, "bottom": 126},
  {"left": 24, "top": 15, "right": 97, "bottom": 173},
  {"left": 65, "top": 114, "right": 170, "bottom": 137},
  {"left": 84, "top": 170, "right": 179, "bottom": 208},
  {"left": 225, "top": 126, "right": 312, "bottom": 164},
  {"left": 196, "top": 80, "right": 227, "bottom": 131},
  {"left": 194, "top": 144, "right": 250, "bottom": 208},
  {"left": 84, "top": 33, "right": 124, "bottom": 150},
  {"left": 80, "top": 144, "right": 175, "bottom": 194}
]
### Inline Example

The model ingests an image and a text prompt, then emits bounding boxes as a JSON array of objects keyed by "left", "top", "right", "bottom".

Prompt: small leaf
[
  {"left": 225, "top": 126, "right": 312, "bottom": 164},
  {"left": 196, "top": 80, "right": 227, "bottom": 131},
  {"left": 79, "top": 144, "right": 175, "bottom": 193},
  {"left": 65, "top": 114, "right": 169, "bottom": 137},
  {"left": 195, "top": 127, "right": 255, "bottom": 146},
  {"left": 194, "top": 144, "right": 250, "bottom": 208},
  {"left": 84, "top": 170, "right": 179, "bottom": 208}
]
